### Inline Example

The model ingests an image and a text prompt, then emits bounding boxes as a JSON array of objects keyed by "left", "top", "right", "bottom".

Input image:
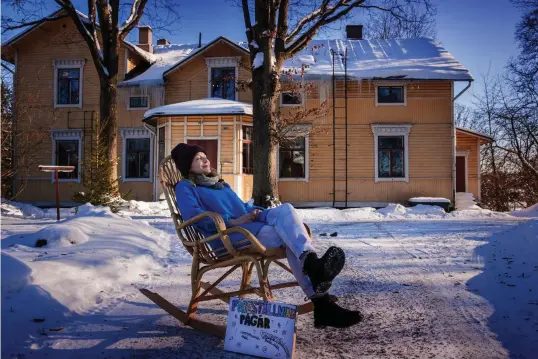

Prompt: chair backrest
[{"left": 159, "top": 155, "right": 206, "bottom": 257}]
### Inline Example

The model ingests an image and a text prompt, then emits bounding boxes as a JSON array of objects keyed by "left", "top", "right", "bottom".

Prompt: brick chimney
[
  {"left": 138, "top": 25, "right": 153, "bottom": 53},
  {"left": 157, "top": 38, "right": 170, "bottom": 46},
  {"left": 346, "top": 25, "right": 363, "bottom": 40}
]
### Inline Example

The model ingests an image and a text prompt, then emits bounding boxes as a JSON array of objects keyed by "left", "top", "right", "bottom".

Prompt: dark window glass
[
  {"left": 377, "top": 86, "right": 404, "bottom": 104},
  {"left": 378, "top": 136, "right": 405, "bottom": 178},
  {"left": 158, "top": 127, "right": 165, "bottom": 166},
  {"left": 55, "top": 140, "right": 79, "bottom": 179},
  {"left": 126, "top": 138, "right": 150, "bottom": 178},
  {"left": 57, "top": 69, "right": 80, "bottom": 105},
  {"left": 281, "top": 92, "right": 302, "bottom": 105},
  {"left": 211, "top": 68, "right": 235, "bottom": 100},
  {"left": 129, "top": 96, "right": 148, "bottom": 108},
  {"left": 279, "top": 137, "right": 306, "bottom": 178},
  {"left": 242, "top": 126, "right": 253, "bottom": 174}
]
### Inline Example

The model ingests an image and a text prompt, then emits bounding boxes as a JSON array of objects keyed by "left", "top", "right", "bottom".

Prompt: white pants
[{"left": 255, "top": 203, "right": 315, "bottom": 298}]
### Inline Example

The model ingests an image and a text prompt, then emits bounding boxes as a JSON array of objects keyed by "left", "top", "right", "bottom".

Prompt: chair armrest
[
  {"left": 178, "top": 211, "right": 227, "bottom": 233},
  {"left": 202, "top": 227, "right": 267, "bottom": 255}
]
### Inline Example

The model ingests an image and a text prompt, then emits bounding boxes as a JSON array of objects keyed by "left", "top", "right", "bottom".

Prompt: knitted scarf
[{"left": 189, "top": 170, "right": 225, "bottom": 189}]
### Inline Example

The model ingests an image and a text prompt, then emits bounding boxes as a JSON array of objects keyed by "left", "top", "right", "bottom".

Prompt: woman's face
[{"left": 190, "top": 152, "right": 211, "bottom": 175}]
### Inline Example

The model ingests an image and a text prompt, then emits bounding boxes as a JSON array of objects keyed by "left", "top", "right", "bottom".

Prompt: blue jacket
[{"left": 175, "top": 179, "right": 265, "bottom": 249}]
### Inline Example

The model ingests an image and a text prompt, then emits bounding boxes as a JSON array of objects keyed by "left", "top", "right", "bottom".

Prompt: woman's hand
[{"left": 229, "top": 212, "right": 256, "bottom": 226}]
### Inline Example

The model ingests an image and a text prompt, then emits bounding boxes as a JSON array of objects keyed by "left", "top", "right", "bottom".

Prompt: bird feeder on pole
[{"left": 38, "top": 165, "right": 75, "bottom": 221}]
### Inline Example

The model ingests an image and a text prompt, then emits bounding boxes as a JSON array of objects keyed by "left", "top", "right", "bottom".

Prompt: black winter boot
[
  {"left": 312, "top": 294, "right": 363, "bottom": 328},
  {"left": 303, "top": 246, "right": 345, "bottom": 295}
]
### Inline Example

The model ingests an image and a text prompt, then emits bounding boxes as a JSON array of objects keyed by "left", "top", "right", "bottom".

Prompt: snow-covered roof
[
  {"left": 283, "top": 38, "right": 473, "bottom": 81},
  {"left": 120, "top": 36, "right": 472, "bottom": 87},
  {"left": 143, "top": 98, "right": 253, "bottom": 119}
]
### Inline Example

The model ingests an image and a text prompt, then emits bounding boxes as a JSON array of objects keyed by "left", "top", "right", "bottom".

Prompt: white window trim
[
  {"left": 375, "top": 83, "right": 407, "bottom": 107},
  {"left": 53, "top": 59, "right": 85, "bottom": 109},
  {"left": 120, "top": 127, "right": 155, "bottom": 183},
  {"left": 456, "top": 149, "right": 469, "bottom": 193},
  {"left": 240, "top": 124, "right": 254, "bottom": 175},
  {"left": 371, "top": 124, "right": 412, "bottom": 183},
  {"left": 280, "top": 90, "right": 305, "bottom": 107},
  {"left": 50, "top": 129, "right": 83, "bottom": 183},
  {"left": 206, "top": 57, "right": 241, "bottom": 101},
  {"left": 278, "top": 125, "right": 311, "bottom": 182},
  {"left": 127, "top": 95, "right": 150, "bottom": 111}
]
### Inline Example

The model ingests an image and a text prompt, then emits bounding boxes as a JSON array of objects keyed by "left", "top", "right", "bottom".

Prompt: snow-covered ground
[{"left": 1, "top": 199, "right": 537, "bottom": 358}]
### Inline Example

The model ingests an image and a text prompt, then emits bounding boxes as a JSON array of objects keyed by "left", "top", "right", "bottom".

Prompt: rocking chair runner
[{"left": 139, "top": 155, "right": 315, "bottom": 337}]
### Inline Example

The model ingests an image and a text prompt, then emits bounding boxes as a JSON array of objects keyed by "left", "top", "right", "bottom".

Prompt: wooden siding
[
  {"left": 456, "top": 131, "right": 480, "bottom": 199},
  {"left": 164, "top": 41, "right": 251, "bottom": 104}
]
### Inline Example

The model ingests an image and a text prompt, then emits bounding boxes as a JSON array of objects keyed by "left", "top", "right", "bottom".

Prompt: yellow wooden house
[{"left": 2, "top": 14, "right": 492, "bottom": 209}]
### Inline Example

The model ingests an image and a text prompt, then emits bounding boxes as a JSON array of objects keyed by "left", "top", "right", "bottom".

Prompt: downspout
[{"left": 451, "top": 80, "right": 472, "bottom": 208}]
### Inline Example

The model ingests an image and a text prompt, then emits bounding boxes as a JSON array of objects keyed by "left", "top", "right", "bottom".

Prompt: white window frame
[
  {"left": 277, "top": 125, "right": 310, "bottom": 182},
  {"left": 50, "top": 129, "right": 83, "bottom": 183},
  {"left": 241, "top": 124, "right": 254, "bottom": 175},
  {"left": 128, "top": 95, "right": 149, "bottom": 110},
  {"left": 456, "top": 149, "right": 469, "bottom": 193},
  {"left": 53, "top": 59, "right": 85, "bottom": 109},
  {"left": 375, "top": 83, "right": 407, "bottom": 107},
  {"left": 280, "top": 90, "right": 305, "bottom": 107},
  {"left": 371, "top": 124, "right": 412, "bottom": 183},
  {"left": 120, "top": 127, "right": 155, "bottom": 183},
  {"left": 206, "top": 57, "right": 241, "bottom": 101}
]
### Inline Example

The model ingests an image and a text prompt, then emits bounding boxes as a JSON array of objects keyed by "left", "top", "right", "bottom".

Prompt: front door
[
  {"left": 187, "top": 139, "right": 219, "bottom": 171},
  {"left": 456, "top": 156, "right": 466, "bottom": 192}
]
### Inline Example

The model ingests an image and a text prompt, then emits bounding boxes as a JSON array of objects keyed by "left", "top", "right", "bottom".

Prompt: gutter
[{"left": 451, "top": 80, "right": 472, "bottom": 207}]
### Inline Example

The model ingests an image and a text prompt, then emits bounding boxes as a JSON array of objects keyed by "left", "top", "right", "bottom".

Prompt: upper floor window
[
  {"left": 376, "top": 85, "right": 406, "bottom": 105},
  {"left": 129, "top": 96, "right": 149, "bottom": 110},
  {"left": 280, "top": 91, "right": 303, "bottom": 106},
  {"left": 242, "top": 126, "right": 253, "bottom": 174},
  {"left": 211, "top": 68, "right": 235, "bottom": 100},
  {"left": 54, "top": 60, "right": 85, "bottom": 108},
  {"left": 57, "top": 69, "right": 80, "bottom": 105}
]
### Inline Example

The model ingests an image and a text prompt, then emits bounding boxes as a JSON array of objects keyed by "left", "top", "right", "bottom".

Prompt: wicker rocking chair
[{"left": 139, "top": 156, "right": 315, "bottom": 337}]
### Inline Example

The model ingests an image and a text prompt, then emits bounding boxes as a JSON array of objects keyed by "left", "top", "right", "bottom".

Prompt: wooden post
[{"left": 55, "top": 169, "right": 60, "bottom": 221}]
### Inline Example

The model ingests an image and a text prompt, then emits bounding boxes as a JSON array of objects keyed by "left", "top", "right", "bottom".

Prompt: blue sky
[{"left": 2, "top": 0, "right": 522, "bottom": 106}]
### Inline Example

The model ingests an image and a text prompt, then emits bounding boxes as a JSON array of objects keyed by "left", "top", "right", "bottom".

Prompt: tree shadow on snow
[{"left": 466, "top": 220, "right": 538, "bottom": 359}]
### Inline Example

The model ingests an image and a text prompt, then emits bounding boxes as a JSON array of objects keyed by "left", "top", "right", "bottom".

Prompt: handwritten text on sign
[{"left": 224, "top": 297, "right": 297, "bottom": 359}]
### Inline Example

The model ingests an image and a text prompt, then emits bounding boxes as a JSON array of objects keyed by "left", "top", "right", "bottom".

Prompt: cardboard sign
[{"left": 224, "top": 297, "right": 297, "bottom": 359}]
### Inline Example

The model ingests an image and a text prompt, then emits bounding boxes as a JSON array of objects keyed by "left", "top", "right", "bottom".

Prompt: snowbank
[
  {"left": 1, "top": 199, "right": 76, "bottom": 219},
  {"left": 2, "top": 203, "right": 172, "bottom": 314},
  {"left": 510, "top": 203, "right": 538, "bottom": 218}
]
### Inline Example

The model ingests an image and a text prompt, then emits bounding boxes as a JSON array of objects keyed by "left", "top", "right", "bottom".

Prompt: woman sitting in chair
[{"left": 172, "top": 143, "right": 363, "bottom": 328}]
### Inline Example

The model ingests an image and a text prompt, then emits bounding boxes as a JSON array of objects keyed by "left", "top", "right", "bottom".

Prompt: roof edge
[
  {"left": 456, "top": 127, "right": 494, "bottom": 142},
  {"left": 163, "top": 36, "right": 250, "bottom": 77}
]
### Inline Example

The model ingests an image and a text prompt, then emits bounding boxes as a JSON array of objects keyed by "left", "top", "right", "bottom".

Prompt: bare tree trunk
[
  {"left": 251, "top": 68, "right": 280, "bottom": 207},
  {"left": 99, "top": 80, "right": 119, "bottom": 192}
]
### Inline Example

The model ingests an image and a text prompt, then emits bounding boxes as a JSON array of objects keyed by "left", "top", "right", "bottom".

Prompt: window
[
  {"left": 55, "top": 140, "right": 80, "bottom": 179},
  {"left": 158, "top": 126, "right": 166, "bottom": 166},
  {"left": 376, "top": 85, "right": 405, "bottom": 105},
  {"left": 129, "top": 96, "right": 148, "bottom": 109},
  {"left": 280, "top": 91, "right": 303, "bottom": 106},
  {"left": 242, "top": 126, "right": 253, "bottom": 174},
  {"left": 211, "top": 68, "right": 235, "bottom": 100},
  {"left": 378, "top": 137, "right": 404, "bottom": 178},
  {"left": 371, "top": 124, "right": 411, "bottom": 182},
  {"left": 57, "top": 68, "right": 80, "bottom": 105},
  {"left": 126, "top": 139, "right": 150, "bottom": 179},
  {"left": 121, "top": 127, "right": 154, "bottom": 182},
  {"left": 279, "top": 137, "right": 307, "bottom": 179}
]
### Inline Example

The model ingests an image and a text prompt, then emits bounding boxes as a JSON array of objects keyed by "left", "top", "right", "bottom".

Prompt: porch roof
[
  {"left": 143, "top": 98, "right": 253, "bottom": 120},
  {"left": 456, "top": 127, "right": 494, "bottom": 144}
]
